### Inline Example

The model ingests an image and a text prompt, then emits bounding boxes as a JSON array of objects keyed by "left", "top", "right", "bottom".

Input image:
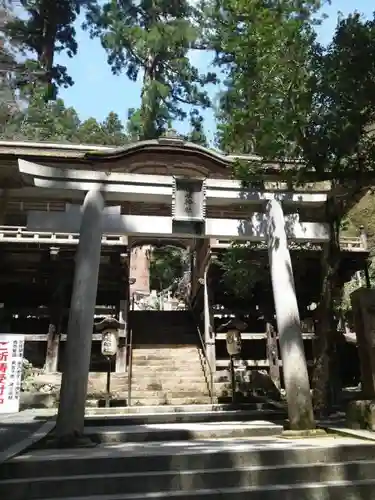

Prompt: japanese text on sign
[
  {"left": 172, "top": 178, "right": 206, "bottom": 222},
  {"left": 0, "top": 335, "right": 25, "bottom": 414}
]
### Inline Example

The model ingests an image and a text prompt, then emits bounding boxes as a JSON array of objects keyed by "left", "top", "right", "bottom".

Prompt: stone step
[
  {"left": 3, "top": 463, "right": 375, "bottom": 499},
  {"left": 132, "top": 329, "right": 197, "bottom": 334},
  {"left": 82, "top": 408, "right": 286, "bottom": 426},
  {"left": 127, "top": 390, "right": 212, "bottom": 399},
  {"left": 110, "top": 376, "right": 228, "bottom": 385},
  {"left": 128, "top": 380, "right": 206, "bottom": 388},
  {"left": 5, "top": 437, "right": 374, "bottom": 478},
  {"left": 132, "top": 321, "right": 194, "bottom": 326},
  {"left": 11, "top": 480, "right": 375, "bottom": 500},
  {"left": 131, "top": 357, "right": 203, "bottom": 363},
  {"left": 132, "top": 326, "right": 195, "bottom": 331},
  {"left": 132, "top": 360, "right": 203, "bottom": 366},
  {"left": 131, "top": 365, "right": 204, "bottom": 372},
  {"left": 130, "top": 374, "right": 214, "bottom": 381},
  {"left": 128, "top": 379, "right": 209, "bottom": 387},
  {"left": 134, "top": 344, "right": 201, "bottom": 354},
  {"left": 131, "top": 359, "right": 203, "bottom": 365},
  {"left": 132, "top": 330, "right": 197, "bottom": 336},
  {"left": 128, "top": 384, "right": 211, "bottom": 392},
  {"left": 132, "top": 324, "right": 197, "bottom": 329},
  {"left": 89, "top": 376, "right": 214, "bottom": 394},
  {"left": 132, "top": 348, "right": 201, "bottom": 354},
  {"left": 132, "top": 357, "right": 203, "bottom": 363},
  {"left": 84, "top": 420, "right": 283, "bottom": 445},
  {"left": 83, "top": 403, "right": 282, "bottom": 415},
  {"left": 132, "top": 347, "right": 201, "bottom": 353},
  {"left": 109, "top": 379, "right": 213, "bottom": 389},
  {"left": 132, "top": 340, "right": 199, "bottom": 346},
  {"left": 3, "top": 438, "right": 375, "bottom": 499},
  {"left": 132, "top": 352, "right": 202, "bottom": 359},
  {"left": 125, "top": 397, "right": 213, "bottom": 406},
  {"left": 130, "top": 367, "right": 204, "bottom": 374},
  {"left": 110, "top": 375, "right": 224, "bottom": 382}
]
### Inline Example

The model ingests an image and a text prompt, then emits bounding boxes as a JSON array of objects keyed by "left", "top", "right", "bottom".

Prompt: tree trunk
[
  {"left": 312, "top": 261, "right": 332, "bottom": 415},
  {"left": 140, "top": 54, "right": 160, "bottom": 140},
  {"left": 312, "top": 201, "right": 342, "bottom": 416},
  {"left": 38, "top": 0, "right": 58, "bottom": 98}
]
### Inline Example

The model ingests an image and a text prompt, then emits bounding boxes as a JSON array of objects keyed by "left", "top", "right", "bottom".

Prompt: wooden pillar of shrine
[
  {"left": 44, "top": 248, "right": 64, "bottom": 374},
  {"left": 203, "top": 255, "right": 216, "bottom": 375}
]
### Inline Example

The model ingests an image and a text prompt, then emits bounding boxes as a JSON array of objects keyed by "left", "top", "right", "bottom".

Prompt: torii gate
[{"left": 18, "top": 158, "right": 328, "bottom": 441}]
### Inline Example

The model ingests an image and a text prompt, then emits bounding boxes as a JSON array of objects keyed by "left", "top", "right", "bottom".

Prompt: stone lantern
[
  {"left": 222, "top": 318, "right": 246, "bottom": 357},
  {"left": 94, "top": 317, "right": 124, "bottom": 406},
  {"left": 218, "top": 317, "right": 247, "bottom": 403}
]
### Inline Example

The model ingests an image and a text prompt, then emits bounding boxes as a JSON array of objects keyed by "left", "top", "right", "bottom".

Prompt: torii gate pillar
[
  {"left": 56, "top": 189, "right": 104, "bottom": 442},
  {"left": 267, "top": 200, "right": 315, "bottom": 430}
]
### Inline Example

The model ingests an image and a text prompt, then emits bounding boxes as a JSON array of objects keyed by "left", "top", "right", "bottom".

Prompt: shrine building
[{"left": 0, "top": 137, "right": 369, "bottom": 424}]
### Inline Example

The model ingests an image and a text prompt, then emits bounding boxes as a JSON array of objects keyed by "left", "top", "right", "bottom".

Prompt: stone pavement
[{"left": 0, "top": 409, "right": 56, "bottom": 462}]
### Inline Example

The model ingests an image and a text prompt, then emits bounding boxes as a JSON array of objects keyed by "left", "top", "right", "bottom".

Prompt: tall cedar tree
[
  {"left": 85, "top": 0, "right": 216, "bottom": 140},
  {"left": 5, "top": 0, "right": 96, "bottom": 98}
]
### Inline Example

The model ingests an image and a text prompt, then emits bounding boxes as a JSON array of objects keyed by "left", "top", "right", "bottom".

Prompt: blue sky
[{"left": 55, "top": 1, "right": 374, "bottom": 142}]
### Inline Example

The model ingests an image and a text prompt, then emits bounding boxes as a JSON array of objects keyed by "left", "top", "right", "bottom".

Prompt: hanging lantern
[
  {"left": 101, "top": 330, "right": 118, "bottom": 357},
  {"left": 226, "top": 329, "right": 242, "bottom": 356}
]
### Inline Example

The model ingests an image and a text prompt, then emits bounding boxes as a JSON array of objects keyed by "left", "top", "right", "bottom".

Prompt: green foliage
[
  {"left": 218, "top": 244, "right": 265, "bottom": 300},
  {"left": 85, "top": 0, "right": 216, "bottom": 139},
  {"left": 213, "top": 5, "right": 375, "bottom": 185},
  {"left": 150, "top": 246, "right": 187, "bottom": 292},
  {"left": 207, "top": 0, "right": 324, "bottom": 159},
  {"left": 5, "top": 0, "right": 96, "bottom": 97},
  {"left": 0, "top": 92, "right": 128, "bottom": 145},
  {"left": 210, "top": 4, "right": 375, "bottom": 411},
  {"left": 301, "top": 13, "right": 375, "bottom": 182},
  {"left": 77, "top": 112, "right": 128, "bottom": 145}
]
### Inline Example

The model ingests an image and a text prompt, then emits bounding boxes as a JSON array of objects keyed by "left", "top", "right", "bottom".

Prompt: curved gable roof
[
  {"left": 83, "top": 138, "right": 236, "bottom": 177},
  {"left": 0, "top": 138, "right": 264, "bottom": 181}
]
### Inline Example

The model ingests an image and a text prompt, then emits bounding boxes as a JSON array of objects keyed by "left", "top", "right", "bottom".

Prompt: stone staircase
[
  {"left": 129, "top": 346, "right": 211, "bottom": 405},
  {"left": 2, "top": 415, "right": 375, "bottom": 499},
  {"left": 126, "top": 310, "right": 212, "bottom": 406}
]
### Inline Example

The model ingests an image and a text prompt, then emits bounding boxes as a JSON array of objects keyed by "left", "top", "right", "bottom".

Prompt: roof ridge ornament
[{"left": 158, "top": 128, "right": 185, "bottom": 145}]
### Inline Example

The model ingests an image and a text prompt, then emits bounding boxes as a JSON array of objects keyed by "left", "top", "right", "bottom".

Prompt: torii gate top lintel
[{"left": 17, "top": 157, "right": 331, "bottom": 244}]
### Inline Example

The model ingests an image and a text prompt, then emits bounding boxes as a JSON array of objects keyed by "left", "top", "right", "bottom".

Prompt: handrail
[
  {"left": 127, "top": 296, "right": 135, "bottom": 407},
  {"left": 179, "top": 271, "right": 215, "bottom": 404},
  {"left": 126, "top": 326, "right": 133, "bottom": 406},
  {"left": 191, "top": 307, "right": 215, "bottom": 405}
]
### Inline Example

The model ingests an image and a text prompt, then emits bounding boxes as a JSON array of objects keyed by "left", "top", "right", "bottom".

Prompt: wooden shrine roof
[{"left": 0, "top": 138, "right": 331, "bottom": 186}]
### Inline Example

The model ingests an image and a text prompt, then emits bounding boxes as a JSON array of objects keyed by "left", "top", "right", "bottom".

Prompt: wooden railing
[
  {"left": 211, "top": 236, "right": 367, "bottom": 252},
  {"left": 0, "top": 227, "right": 367, "bottom": 252},
  {"left": 340, "top": 236, "right": 367, "bottom": 252},
  {"left": 191, "top": 307, "right": 215, "bottom": 404},
  {"left": 0, "top": 226, "right": 127, "bottom": 246}
]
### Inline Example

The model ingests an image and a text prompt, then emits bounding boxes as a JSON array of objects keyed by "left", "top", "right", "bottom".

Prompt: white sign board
[
  {"left": 0, "top": 334, "right": 24, "bottom": 414},
  {"left": 172, "top": 178, "right": 206, "bottom": 222}
]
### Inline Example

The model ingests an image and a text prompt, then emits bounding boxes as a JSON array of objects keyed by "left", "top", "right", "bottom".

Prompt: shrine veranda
[{"left": 0, "top": 138, "right": 368, "bottom": 404}]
